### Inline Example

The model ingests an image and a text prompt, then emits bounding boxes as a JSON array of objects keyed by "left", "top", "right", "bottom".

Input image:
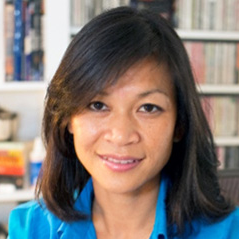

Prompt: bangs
[{"left": 58, "top": 7, "right": 168, "bottom": 114}]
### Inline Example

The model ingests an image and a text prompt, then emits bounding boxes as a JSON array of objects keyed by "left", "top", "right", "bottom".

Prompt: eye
[
  {"left": 88, "top": 101, "right": 108, "bottom": 111},
  {"left": 138, "top": 104, "right": 162, "bottom": 113}
]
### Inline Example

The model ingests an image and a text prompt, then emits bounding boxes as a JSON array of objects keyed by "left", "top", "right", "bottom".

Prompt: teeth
[{"left": 107, "top": 157, "right": 135, "bottom": 164}]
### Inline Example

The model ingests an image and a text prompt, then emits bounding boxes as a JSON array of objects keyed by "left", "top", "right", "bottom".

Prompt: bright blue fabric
[{"left": 8, "top": 176, "right": 239, "bottom": 238}]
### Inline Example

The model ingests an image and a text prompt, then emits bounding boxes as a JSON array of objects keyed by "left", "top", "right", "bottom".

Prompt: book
[
  {"left": 217, "top": 146, "right": 239, "bottom": 170},
  {"left": 30, "top": 0, "right": 44, "bottom": 81},
  {"left": 4, "top": 0, "right": 14, "bottom": 82},
  {"left": 4, "top": 0, "right": 44, "bottom": 82},
  {"left": 71, "top": 0, "right": 130, "bottom": 27},
  {"left": 130, "top": 0, "right": 176, "bottom": 26},
  {"left": 175, "top": 0, "right": 239, "bottom": 31},
  {"left": 0, "top": 142, "right": 25, "bottom": 189},
  {"left": 201, "top": 96, "right": 238, "bottom": 137},
  {"left": 184, "top": 41, "right": 239, "bottom": 85},
  {"left": 13, "top": 0, "right": 24, "bottom": 81}
]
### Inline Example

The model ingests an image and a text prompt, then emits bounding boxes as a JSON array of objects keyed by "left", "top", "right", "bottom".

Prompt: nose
[{"left": 104, "top": 113, "right": 141, "bottom": 146}]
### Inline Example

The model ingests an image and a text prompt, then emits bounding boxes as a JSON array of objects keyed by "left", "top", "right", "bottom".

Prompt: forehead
[{"left": 102, "top": 57, "right": 175, "bottom": 99}]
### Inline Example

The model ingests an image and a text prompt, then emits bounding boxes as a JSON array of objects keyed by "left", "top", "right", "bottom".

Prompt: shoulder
[
  {"left": 8, "top": 200, "right": 62, "bottom": 239},
  {"left": 225, "top": 207, "right": 239, "bottom": 238},
  {"left": 191, "top": 207, "right": 239, "bottom": 239}
]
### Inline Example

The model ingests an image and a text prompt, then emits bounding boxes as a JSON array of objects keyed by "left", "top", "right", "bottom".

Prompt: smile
[
  {"left": 99, "top": 155, "right": 143, "bottom": 172},
  {"left": 104, "top": 157, "right": 137, "bottom": 164}
]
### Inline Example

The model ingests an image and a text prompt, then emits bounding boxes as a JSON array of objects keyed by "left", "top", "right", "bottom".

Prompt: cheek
[
  {"left": 145, "top": 120, "right": 176, "bottom": 159},
  {"left": 72, "top": 116, "right": 101, "bottom": 139},
  {"left": 71, "top": 117, "right": 102, "bottom": 156}
]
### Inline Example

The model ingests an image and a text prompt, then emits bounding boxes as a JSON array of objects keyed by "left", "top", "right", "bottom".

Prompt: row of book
[
  {"left": 184, "top": 42, "right": 239, "bottom": 85},
  {"left": 217, "top": 146, "right": 239, "bottom": 169},
  {"left": 4, "top": 0, "right": 44, "bottom": 82},
  {"left": 175, "top": 0, "right": 239, "bottom": 31},
  {"left": 201, "top": 96, "right": 239, "bottom": 137},
  {"left": 0, "top": 139, "right": 45, "bottom": 190},
  {"left": 70, "top": 0, "right": 175, "bottom": 27},
  {"left": 71, "top": 0, "right": 130, "bottom": 27},
  {"left": 72, "top": 0, "right": 239, "bottom": 31}
]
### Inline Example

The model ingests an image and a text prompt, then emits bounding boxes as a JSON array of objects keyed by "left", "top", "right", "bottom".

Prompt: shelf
[
  {"left": 71, "top": 29, "right": 239, "bottom": 42},
  {"left": 176, "top": 29, "right": 239, "bottom": 41},
  {"left": 197, "top": 85, "right": 239, "bottom": 95},
  {"left": 0, "top": 188, "right": 35, "bottom": 203},
  {"left": 214, "top": 137, "right": 239, "bottom": 147},
  {"left": 0, "top": 81, "right": 47, "bottom": 92},
  {"left": 70, "top": 26, "right": 82, "bottom": 36}
]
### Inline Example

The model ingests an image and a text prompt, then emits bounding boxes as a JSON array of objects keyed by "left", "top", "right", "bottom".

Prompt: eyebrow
[
  {"left": 138, "top": 89, "right": 169, "bottom": 98},
  {"left": 98, "top": 89, "right": 169, "bottom": 98}
]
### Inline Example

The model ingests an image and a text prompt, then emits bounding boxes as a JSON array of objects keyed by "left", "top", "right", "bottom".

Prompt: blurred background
[{"left": 0, "top": 0, "right": 239, "bottom": 237}]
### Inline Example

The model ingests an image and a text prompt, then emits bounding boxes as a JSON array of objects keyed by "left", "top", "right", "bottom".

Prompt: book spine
[
  {"left": 30, "top": 0, "right": 44, "bottom": 81},
  {"left": 4, "top": 0, "right": 14, "bottom": 82},
  {"left": 190, "top": 42, "right": 205, "bottom": 84},
  {"left": 215, "top": 0, "right": 223, "bottom": 30},
  {"left": 0, "top": 1, "right": 4, "bottom": 84},
  {"left": 237, "top": 0, "right": 239, "bottom": 30},
  {"left": 217, "top": 146, "right": 225, "bottom": 169},
  {"left": 21, "top": 0, "right": 27, "bottom": 81},
  {"left": 236, "top": 43, "right": 239, "bottom": 84},
  {"left": 208, "top": 0, "right": 217, "bottom": 30},
  {"left": 175, "top": 0, "right": 239, "bottom": 30},
  {"left": 23, "top": 0, "right": 31, "bottom": 81},
  {"left": 13, "top": 0, "right": 23, "bottom": 81}
]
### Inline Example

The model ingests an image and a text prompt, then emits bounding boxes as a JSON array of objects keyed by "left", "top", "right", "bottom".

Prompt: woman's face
[{"left": 69, "top": 58, "right": 178, "bottom": 195}]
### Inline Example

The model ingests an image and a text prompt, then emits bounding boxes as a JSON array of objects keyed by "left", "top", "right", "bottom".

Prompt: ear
[{"left": 173, "top": 124, "right": 184, "bottom": 142}]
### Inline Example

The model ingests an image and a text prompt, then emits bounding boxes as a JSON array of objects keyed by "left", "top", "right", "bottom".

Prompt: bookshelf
[
  {"left": 197, "top": 85, "right": 239, "bottom": 95},
  {"left": 0, "top": 0, "right": 239, "bottom": 204},
  {"left": 175, "top": 0, "right": 239, "bottom": 170},
  {"left": 68, "top": 0, "right": 239, "bottom": 170},
  {"left": 0, "top": 188, "right": 34, "bottom": 203},
  {"left": 176, "top": 30, "right": 239, "bottom": 41},
  {"left": 0, "top": 81, "right": 46, "bottom": 92},
  {"left": 0, "top": 0, "right": 70, "bottom": 141},
  {"left": 0, "top": 0, "right": 71, "bottom": 206}
]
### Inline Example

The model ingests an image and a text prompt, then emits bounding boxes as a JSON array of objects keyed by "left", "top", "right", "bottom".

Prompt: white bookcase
[
  {"left": 0, "top": 0, "right": 71, "bottom": 141},
  {"left": 177, "top": 29, "right": 239, "bottom": 148},
  {"left": 1, "top": 0, "right": 239, "bottom": 214},
  {"left": 0, "top": 0, "right": 71, "bottom": 215},
  {"left": 68, "top": 14, "right": 239, "bottom": 149}
]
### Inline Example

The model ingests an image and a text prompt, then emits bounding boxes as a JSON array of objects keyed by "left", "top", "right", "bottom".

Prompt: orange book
[
  {"left": 0, "top": 142, "right": 26, "bottom": 188},
  {"left": 0, "top": 149, "right": 25, "bottom": 176}
]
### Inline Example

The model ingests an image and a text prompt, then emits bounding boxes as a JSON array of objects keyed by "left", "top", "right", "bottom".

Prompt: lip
[{"left": 98, "top": 154, "right": 143, "bottom": 172}]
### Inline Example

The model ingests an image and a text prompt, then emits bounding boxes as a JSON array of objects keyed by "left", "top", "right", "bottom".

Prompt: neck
[{"left": 92, "top": 177, "right": 160, "bottom": 239}]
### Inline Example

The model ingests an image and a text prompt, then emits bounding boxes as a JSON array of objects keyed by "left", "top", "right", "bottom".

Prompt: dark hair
[{"left": 36, "top": 6, "right": 234, "bottom": 236}]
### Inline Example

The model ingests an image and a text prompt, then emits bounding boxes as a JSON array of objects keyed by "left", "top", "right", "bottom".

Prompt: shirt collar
[
  {"left": 150, "top": 174, "right": 169, "bottom": 239},
  {"left": 57, "top": 176, "right": 169, "bottom": 239},
  {"left": 57, "top": 178, "right": 96, "bottom": 238}
]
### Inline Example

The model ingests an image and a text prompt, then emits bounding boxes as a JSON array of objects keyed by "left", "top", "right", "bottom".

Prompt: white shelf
[
  {"left": 177, "top": 29, "right": 239, "bottom": 41},
  {"left": 0, "top": 81, "right": 47, "bottom": 92},
  {"left": 70, "top": 26, "right": 82, "bottom": 36},
  {"left": 0, "top": 188, "right": 34, "bottom": 203},
  {"left": 197, "top": 84, "right": 239, "bottom": 95},
  {"left": 71, "top": 28, "right": 239, "bottom": 41},
  {"left": 215, "top": 137, "right": 239, "bottom": 147}
]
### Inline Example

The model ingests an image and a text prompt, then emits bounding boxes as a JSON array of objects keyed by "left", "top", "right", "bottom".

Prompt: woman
[{"left": 8, "top": 6, "right": 239, "bottom": 239}]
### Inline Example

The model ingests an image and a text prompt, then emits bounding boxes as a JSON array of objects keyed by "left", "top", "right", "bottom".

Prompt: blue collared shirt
[{"left": 8, "top": 176, "right": 239, "bottom": 238}]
